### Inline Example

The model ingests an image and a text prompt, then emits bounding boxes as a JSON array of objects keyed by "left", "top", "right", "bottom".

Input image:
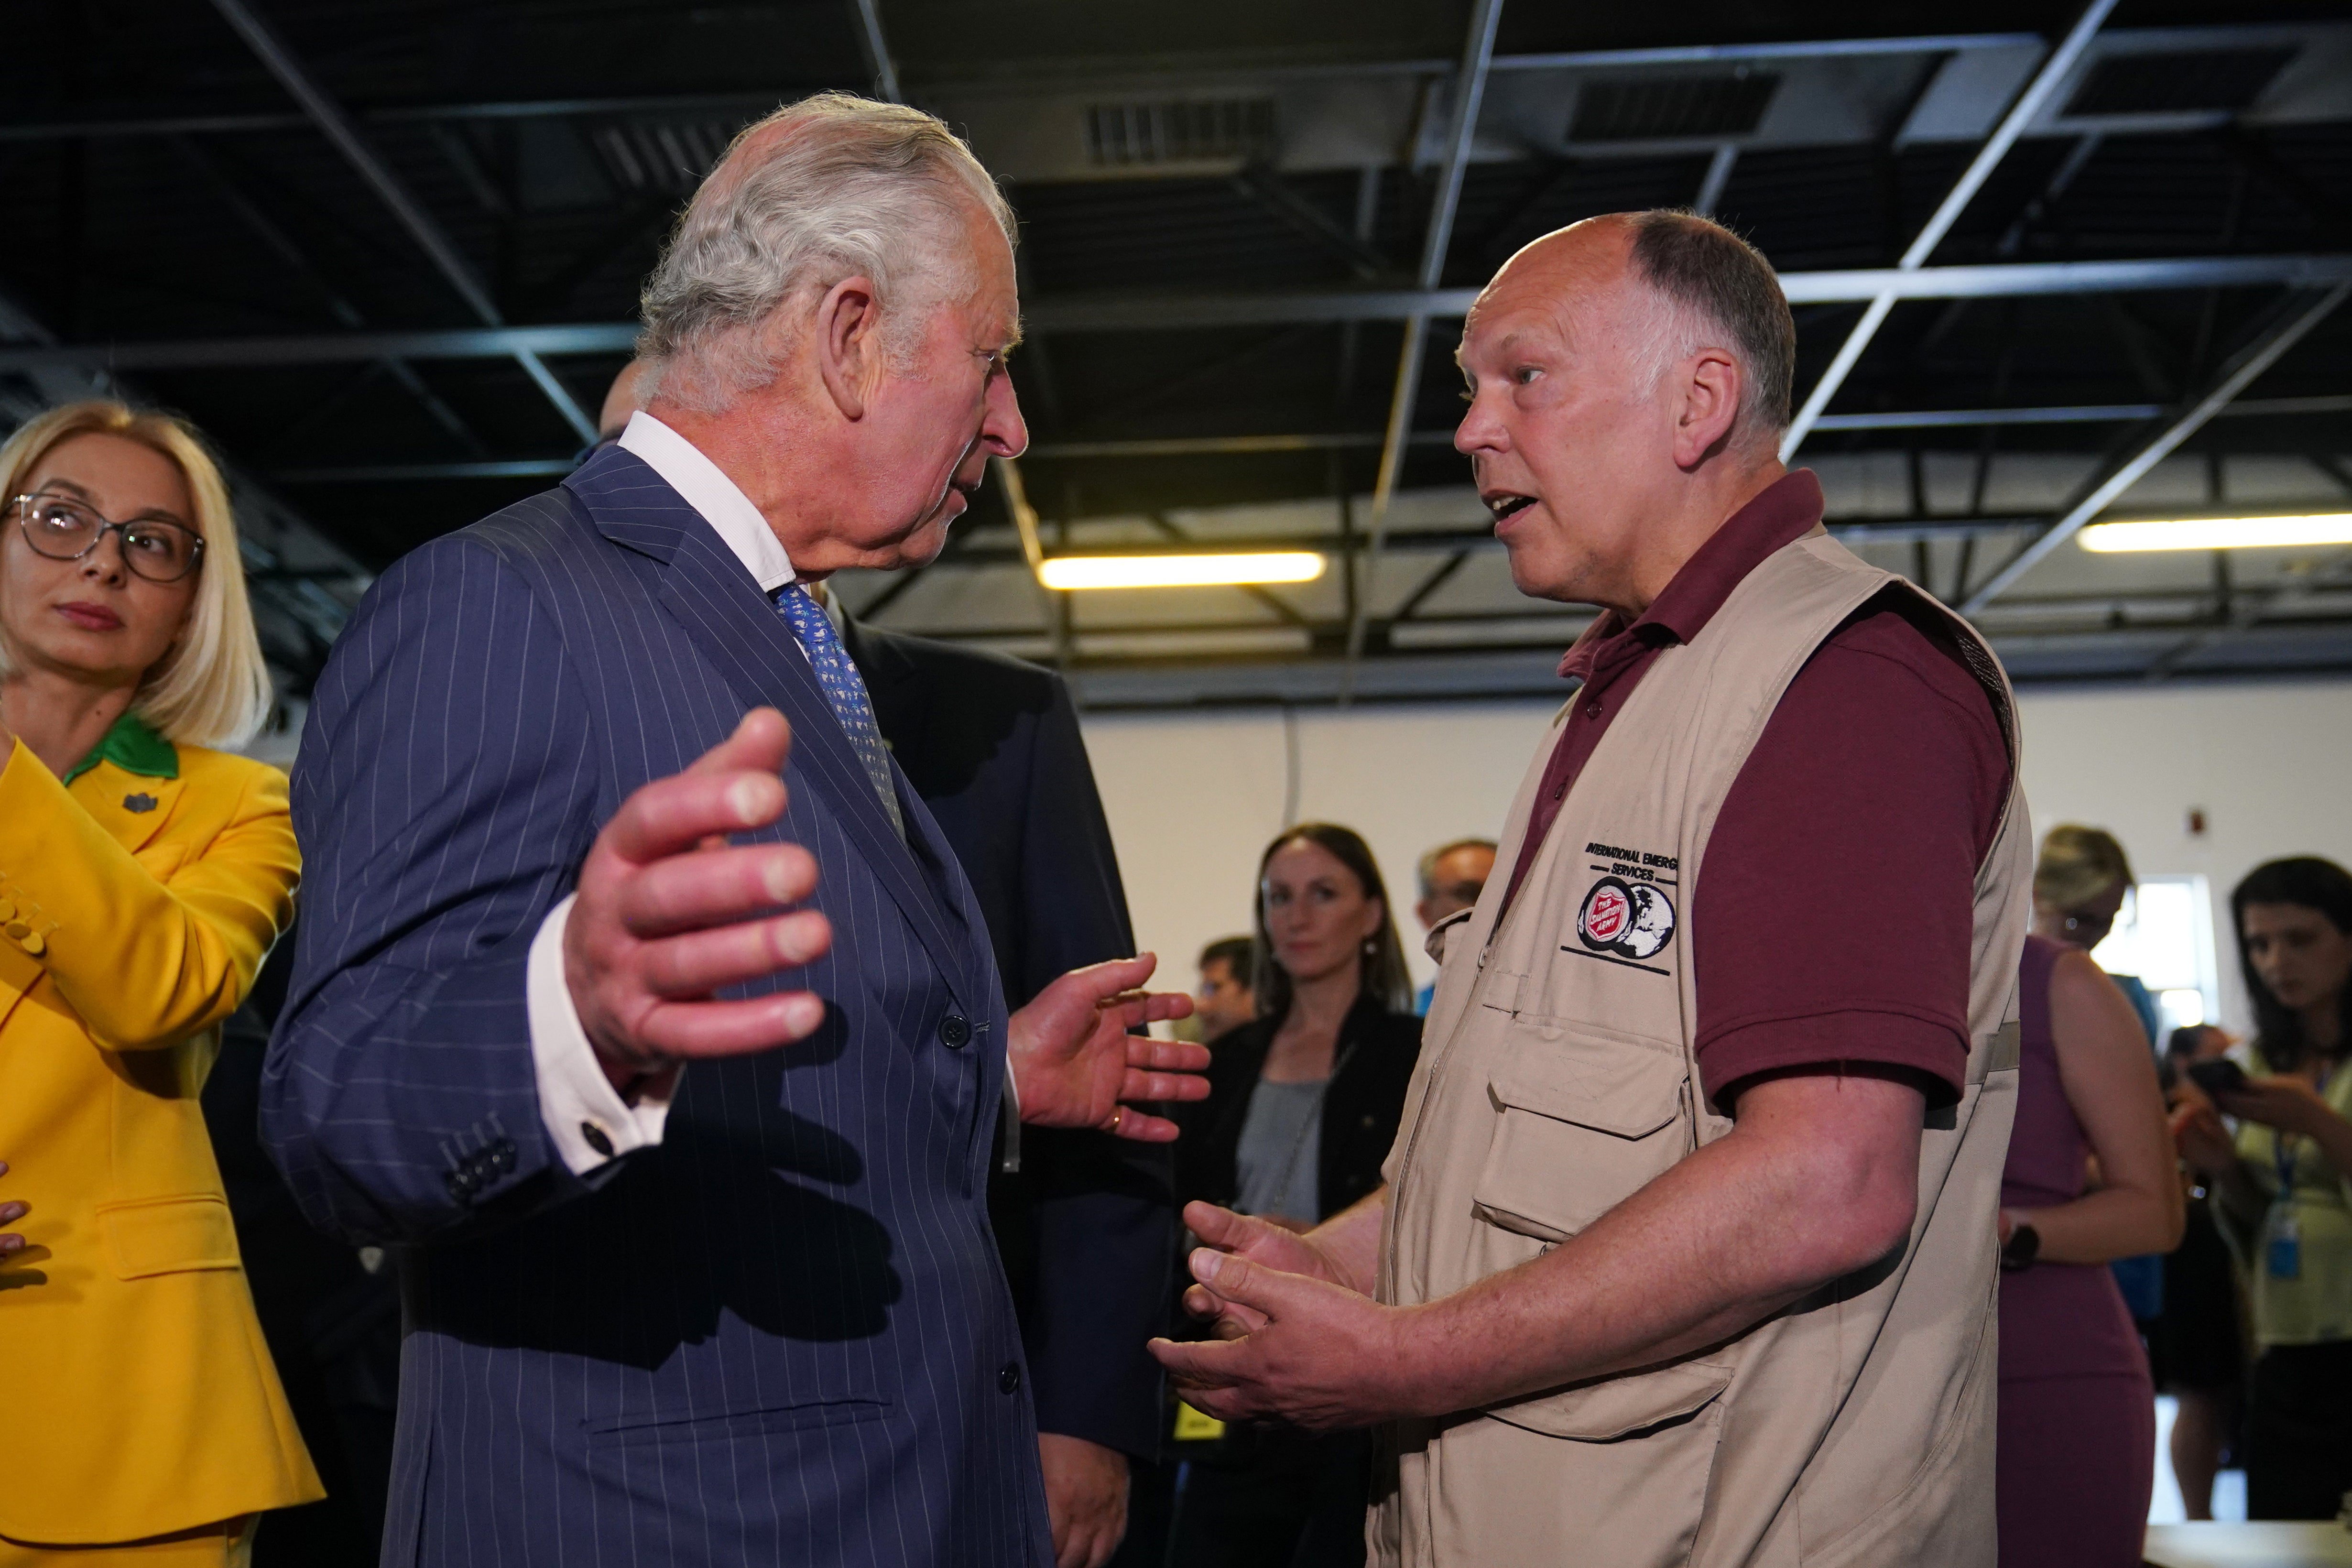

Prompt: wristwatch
[{"left": 2001, "top": 1220, "right": 2041, "bottom": 1272}]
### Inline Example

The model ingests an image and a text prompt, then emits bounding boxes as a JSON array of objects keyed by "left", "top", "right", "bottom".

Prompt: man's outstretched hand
[
  {"left": 1008, "top": 955, "right": 1207, "bottom": 1141},
  {"left": 565, "top": 708, "right": 834, "bottom": 1087},
  {"left": 1175, "top": 1200, "right": 1365, "bottom": 1339},
  {"left": 1149, "top": 1233, "right": 1410, "bottom": 1431}
]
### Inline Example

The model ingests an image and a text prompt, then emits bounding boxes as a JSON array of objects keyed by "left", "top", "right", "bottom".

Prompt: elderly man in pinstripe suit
[{"left": 265, "top": 94, "right": 1207, "bottom": 1568}]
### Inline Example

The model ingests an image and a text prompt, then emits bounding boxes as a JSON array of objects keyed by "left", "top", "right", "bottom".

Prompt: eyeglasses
[{"left": 13, "top": 491, "right": 205, "bottom": 583}]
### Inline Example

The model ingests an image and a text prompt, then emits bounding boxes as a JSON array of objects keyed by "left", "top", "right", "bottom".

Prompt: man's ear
[
  {"left": 815, "top": 275, "right": 882, "bottom": 420},
  {"left": 1673, "top": 348, "right": 1743, "bottom": 469}
]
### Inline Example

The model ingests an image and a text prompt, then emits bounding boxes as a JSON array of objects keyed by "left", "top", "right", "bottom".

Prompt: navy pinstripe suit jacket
[{"left": 264, "top": 446, "right": 1053, "bottom": 1568}]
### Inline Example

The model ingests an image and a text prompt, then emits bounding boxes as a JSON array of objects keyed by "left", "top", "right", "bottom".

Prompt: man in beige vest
[{"left": 1152, "top": 211, "right": 2031, "bottom": 1566}]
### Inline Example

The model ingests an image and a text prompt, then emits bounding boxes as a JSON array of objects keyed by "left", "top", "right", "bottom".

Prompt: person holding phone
[
  {"left": 2157, "top": 1026, "right": 2251, "bottom": 1520},
  {"left": 2177, "top": 857, "right": 2352, "bottom": 1519},
  {"left": 1994, "top": 832, "right": 2185, "bottom": 1567}
]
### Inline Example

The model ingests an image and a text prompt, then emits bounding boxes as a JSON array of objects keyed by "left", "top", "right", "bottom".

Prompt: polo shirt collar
[
  {"left": 62, "top": 711, "right": 177, "bottom": 786},
  {"left": 617, "top": 409, "right": 798, "bottom": 593},
  {"left": 1559, "top": 468, "right": 1825, "bottom": 678}
]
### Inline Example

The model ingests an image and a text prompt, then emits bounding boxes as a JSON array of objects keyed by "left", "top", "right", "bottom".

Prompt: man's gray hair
[
  {"left": 1624, "top": 210, "right": 1796, "bottom": 446},
  {"left": 638, "top": 92, "right": 1016, "bottom": 412}
]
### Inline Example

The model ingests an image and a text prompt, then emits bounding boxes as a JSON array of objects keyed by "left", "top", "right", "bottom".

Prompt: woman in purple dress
[{"left": 1996, "top": 828, "right": 2187, "bottom": 1566}]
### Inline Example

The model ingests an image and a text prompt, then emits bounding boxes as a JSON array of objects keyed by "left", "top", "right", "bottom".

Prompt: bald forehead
[{"left": 1467, "top": 218, "right": 1637, "bottom": 337}]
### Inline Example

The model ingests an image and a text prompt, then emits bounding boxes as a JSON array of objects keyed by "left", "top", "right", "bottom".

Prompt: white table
[{"left": 2145, "top": 1523, "right": 2352, "bottom": 1567}]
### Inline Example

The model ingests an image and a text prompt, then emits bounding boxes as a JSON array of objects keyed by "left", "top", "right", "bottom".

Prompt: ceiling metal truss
[{"left": 2, "top": 4, "right": 2347, "bottom": 707}]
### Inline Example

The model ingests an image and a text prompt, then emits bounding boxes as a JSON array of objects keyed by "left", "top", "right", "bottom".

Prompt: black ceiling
[{"left": 4, "top": 0, "right": 2350, "bottom": 701}]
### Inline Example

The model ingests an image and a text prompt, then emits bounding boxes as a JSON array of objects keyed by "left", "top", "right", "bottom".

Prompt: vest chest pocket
[{"left": 1472, "top": 1018, "right": 1690, "bottom": 1243}]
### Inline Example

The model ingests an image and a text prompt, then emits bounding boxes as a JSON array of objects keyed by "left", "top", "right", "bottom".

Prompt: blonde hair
[
  {"left": 0, "top": 400, "right": 272, "bottom": 748},
  {"left": 2035, "top": 824, "right": 2135, "bottom": 911}
]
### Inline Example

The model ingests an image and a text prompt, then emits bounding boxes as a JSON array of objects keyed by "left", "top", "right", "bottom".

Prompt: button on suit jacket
[{"left": 264, "top": 446, "right": 1052, "bottom": 1568}]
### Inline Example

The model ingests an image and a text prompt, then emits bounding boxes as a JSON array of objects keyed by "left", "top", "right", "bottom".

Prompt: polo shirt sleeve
[{"left": 1691, "top": 600, "right": 2010, "bottom": 1112}]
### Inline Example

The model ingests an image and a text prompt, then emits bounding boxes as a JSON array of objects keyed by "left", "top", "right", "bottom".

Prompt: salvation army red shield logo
[
  {"left": 1578, "top": 875, "right": 1677, "bottom": 962},
  {"left": 1579, "top": 879, "right": 1633, "bottom": 947}
]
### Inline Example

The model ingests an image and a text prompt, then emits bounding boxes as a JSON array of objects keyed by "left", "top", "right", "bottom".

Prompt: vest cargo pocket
[
  {"left": 1471, "top": 1018, "right": 1688, "bottom": 1243},
  {"left": 1487, "top": 1356, "right": 1734, "bottom": 1442}
]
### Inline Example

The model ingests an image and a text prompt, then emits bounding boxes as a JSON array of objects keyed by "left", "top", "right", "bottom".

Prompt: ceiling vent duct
[
  {"left": 2063, "top": 47, "right": 2297, "bottom": 116},
  {"left": 1084, "top": 98, "right": 1278, "bottom": 168},
  {"left": 591, "top": 120, "right": 737, "bottom": 195},
  {"left": 1569, "top": 70, "right": 1779, "bottom": 142}
]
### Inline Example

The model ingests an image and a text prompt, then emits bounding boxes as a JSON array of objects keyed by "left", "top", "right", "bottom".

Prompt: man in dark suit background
[
  {"left": 841, "top": 612, "right": 1172, "bottom": 1568},
  {"left": 266, "top": 93, "right": 1206, "bottom": 1568}
]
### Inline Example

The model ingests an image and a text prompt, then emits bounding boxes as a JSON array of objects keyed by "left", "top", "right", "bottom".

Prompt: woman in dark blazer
[{"left": 1167, "top": 822, "right": 1422, "bottom": 1568}]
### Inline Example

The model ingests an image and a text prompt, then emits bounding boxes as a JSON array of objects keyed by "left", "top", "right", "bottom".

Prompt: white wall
[
  {"left": 1081, "top": 702, "right": 1557, "bottom": 995},
  {"left": 1081, "top": 680, "right": 2352, "bottom": 1028},
  {"left": 2012, "top": 680, "right": 2352, "bottom": 1032}
]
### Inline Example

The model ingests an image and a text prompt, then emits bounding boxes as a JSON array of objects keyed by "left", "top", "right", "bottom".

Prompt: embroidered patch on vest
[
  {"left": 1568, "top": 841, "right": 1681, "bottom": 973},
  {"left": 1577, "top": 875, "right": 1676, "bottom": 961}
]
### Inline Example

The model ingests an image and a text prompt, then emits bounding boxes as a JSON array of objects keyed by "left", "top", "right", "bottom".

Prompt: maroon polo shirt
[{"left": 1502, "top": 470, "right": 2011, "bottom": 1110}]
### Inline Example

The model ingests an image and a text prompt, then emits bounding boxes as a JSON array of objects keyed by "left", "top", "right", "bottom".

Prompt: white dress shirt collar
[{"left": 618, "top": 410, "right": 795, "bottom": 593}]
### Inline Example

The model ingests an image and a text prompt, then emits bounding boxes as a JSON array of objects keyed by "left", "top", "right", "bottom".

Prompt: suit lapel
[{"left": 564, "top": 449, "right": 987, "bottom": 1012}]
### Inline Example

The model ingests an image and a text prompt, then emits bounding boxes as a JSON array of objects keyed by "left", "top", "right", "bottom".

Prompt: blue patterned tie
[{"left": 773, "top": 584, "right": 903, "bottom": 836}]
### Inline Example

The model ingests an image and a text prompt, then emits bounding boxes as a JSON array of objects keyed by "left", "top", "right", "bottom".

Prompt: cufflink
[{"left": 580, "top": 1121, "right": 615, "bottom": 1158}]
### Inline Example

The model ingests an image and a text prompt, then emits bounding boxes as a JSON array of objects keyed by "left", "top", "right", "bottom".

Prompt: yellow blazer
[{"left": 0, "top": 730, "right": 323, "bottom": 1543}]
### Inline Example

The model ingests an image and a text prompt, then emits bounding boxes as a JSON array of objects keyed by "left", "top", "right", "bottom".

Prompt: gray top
[{"left": 1235, "top": 1076, "right": 1327, "bottom": 1224}]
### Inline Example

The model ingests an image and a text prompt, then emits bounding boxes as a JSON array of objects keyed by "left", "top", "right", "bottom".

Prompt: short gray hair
[
  {"left": 638, "top": 93, "right": 1016, "bottom": 412},
  {"left": 1624, "top": 210, "right": 1795, "bottom": 446}
]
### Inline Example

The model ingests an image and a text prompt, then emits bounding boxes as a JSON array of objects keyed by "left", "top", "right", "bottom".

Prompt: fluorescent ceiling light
[
  {"left": 2078, "top": 514, "right": 2352, "bottom": 553},
  {"left": 1036, "top": 551, "right": 1327, "bottom": 590}
]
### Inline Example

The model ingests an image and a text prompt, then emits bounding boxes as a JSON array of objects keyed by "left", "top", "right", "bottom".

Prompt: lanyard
[{"left": 2276, "top": 1061, "right": 2337, "bottom": 1195}]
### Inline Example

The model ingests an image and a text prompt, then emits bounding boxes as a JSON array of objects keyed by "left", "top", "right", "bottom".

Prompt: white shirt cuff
[{"left": 527, "top": 894, "right": 676, "bottom": 1174}]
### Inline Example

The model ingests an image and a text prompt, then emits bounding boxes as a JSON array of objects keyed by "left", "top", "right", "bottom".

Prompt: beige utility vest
[{"left": 1373, "top": 527, "right": 2032, "bottom": 1568}]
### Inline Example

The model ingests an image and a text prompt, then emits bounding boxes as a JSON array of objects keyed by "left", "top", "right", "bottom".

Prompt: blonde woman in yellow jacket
[{"left": 0, "top": 402, "right": 321, "bottom": 1565}]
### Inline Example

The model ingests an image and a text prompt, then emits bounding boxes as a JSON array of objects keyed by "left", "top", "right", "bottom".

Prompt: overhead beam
[
  {"left": 207, "top": 0, "right": 598, "bottom": 446},
  {"left": 2143, "top": 548, "right": 2352, "bottom": 680},
  {"left": 645, "top": 512, "right": 2123, "bottom": 572},
  {"left": 0, "top": 34, "right": 2058, "bottom": 145},
  {"left": 261, "top": 392, "right": 2352, "bottom": 483},
  {"left": 1344, "top": 0, "right": 1505, "bottom": 697},
  {"left": 767, "top": 587, "right": 2352, "bottom": 648},
  {"left": 1230, "top": 161, "right": 1392, "bottom": 280},
  {"left": 1782, "top": 0, "right": 2118, "bottom": 459},
  {"left": 1486, "top": 33, "right": 2046, "bottom": 72},
  {"left": 275, "top": 458, "right": 580, "bottom": 482},
  {"left": 170, "top": 135, "right": 490, "bottom": 458},
  {"left": 9, "top": 255, "right": 2348, "bottom": 375},
  {"left": 1694, "top": 144, "right": 1739, "bottom": 217},
  {"left": 1023, "top": 255, "right": 2352, "bottom": 329},
  {"left": 849, "top": 0, "right": 903, "bottom": 103},
  {"left": 1960, "top": 282, "right": 2352, "bottom": 613},
  {"left": 0, "top": 323, "right": 643, "bottom": 372}
]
